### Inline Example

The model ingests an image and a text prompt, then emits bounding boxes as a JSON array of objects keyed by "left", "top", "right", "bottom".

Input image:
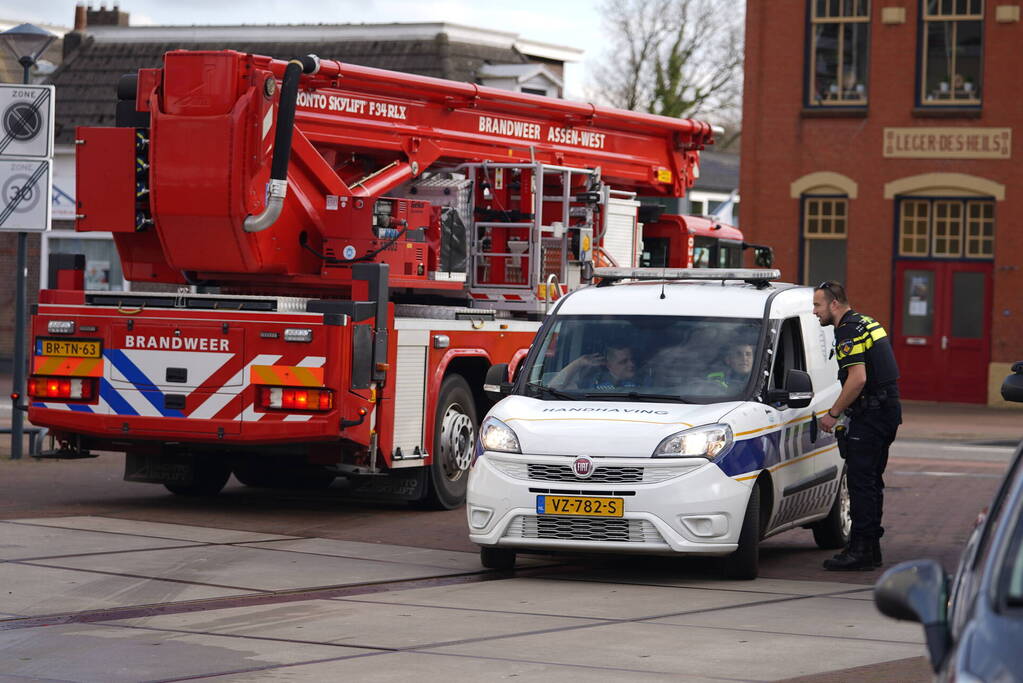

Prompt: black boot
[
  {"left": 872, "top": 537, "right": 882, "bottom": 567},
  {"left": 823, "top": 536, "right": 874, "bottom": 571}
]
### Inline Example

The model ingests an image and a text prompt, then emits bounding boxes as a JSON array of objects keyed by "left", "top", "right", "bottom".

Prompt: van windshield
[{"left": 523, "top": 315, "right": 762, "bottom": 403}]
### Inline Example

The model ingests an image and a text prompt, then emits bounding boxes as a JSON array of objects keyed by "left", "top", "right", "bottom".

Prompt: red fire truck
[{"left": 29, "top": 50, "right": 734, "bottom": 507}]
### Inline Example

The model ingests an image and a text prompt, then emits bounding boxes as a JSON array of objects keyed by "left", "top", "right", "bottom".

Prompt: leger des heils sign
[{"left": 884, "top": 127, "right": 1012, "bottom": 159}]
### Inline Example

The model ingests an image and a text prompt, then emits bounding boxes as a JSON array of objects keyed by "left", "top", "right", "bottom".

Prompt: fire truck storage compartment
[
  {"left": 391, "top": 328, "right": 429, "bottom": 463},
  {"left": 604, "top": 196, "right": 642, "bottom": 268},
  {"left": 75, "top": 127, "right": 138, "bottom": 233}
]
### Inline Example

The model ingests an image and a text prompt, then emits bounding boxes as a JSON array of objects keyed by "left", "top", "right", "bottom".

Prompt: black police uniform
[{"left": 829, "top": 309, "right": 901, "bottom": 568}]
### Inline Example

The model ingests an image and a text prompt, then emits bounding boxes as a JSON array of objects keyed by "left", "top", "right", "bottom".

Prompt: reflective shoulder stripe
[{"left": 870, "top": 328, "right": 888, "bottom": 341}]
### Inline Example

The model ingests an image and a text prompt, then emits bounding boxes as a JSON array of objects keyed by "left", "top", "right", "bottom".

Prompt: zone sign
[{"left": 0, "top": 84, "right": 55, "bottom": 159}]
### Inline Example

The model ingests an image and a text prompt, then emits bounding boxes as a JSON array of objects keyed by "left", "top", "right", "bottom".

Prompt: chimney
[
  {"left": 85, "top": 2, "right": 130, "bottom": 27},
  {"left": 74, "top": 3, "right": 87, "bottom": 31}
]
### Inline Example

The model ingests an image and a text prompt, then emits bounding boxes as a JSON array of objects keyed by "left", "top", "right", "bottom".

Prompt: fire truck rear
[{"left": 28, "top": 50, "right": 714, "bottom": 507}]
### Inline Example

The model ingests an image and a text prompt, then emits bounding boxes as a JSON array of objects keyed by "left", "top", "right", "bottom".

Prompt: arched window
[
  {"left": 803, "top": 196, "right": 848, "bottom": 285},
  {"left": 791, "top": 172, "right": 857, "bottom": 285}
]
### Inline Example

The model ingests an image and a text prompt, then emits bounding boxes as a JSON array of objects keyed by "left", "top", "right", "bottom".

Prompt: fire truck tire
[
  {"left": 480, "top": 546, "right": 516, "bottom": 570},
  {"left": 164, "top": 458, "right": 232, "bottom": 496},
  {"left": 421, "top": 374, "right": 478, "bottom": 510}
]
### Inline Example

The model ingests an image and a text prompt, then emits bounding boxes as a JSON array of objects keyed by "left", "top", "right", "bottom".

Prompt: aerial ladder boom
[{"left": 75, "top": 50, "right": 714, "bottom": 309}]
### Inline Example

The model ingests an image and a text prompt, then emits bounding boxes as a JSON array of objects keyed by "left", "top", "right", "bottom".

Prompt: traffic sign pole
[
  {"left": 11, "top": 230, "right": 25, "bottom": 459},
  {"left": 0, "top": 83, "right": 55, "bottom": 460}
]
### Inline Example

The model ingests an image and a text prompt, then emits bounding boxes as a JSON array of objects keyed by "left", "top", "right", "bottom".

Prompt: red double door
[{"left": 893, "top": 261, "right": 992, "bottom": 403}]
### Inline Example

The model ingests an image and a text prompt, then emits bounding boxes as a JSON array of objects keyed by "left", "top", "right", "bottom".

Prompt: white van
[{"left": 468, "top": 268, "right": 848, "bottom": 579}]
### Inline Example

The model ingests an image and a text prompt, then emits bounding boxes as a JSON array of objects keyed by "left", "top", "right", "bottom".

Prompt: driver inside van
[
  {"left": 549, "top": 344, "right": 638, "bottom": 391},
  {"left": 707, "top": 341, "right": 755, "bottom": 391}
]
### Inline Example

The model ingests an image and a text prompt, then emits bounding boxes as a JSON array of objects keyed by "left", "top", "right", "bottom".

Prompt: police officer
[{"left": 813, "top": 281, "right": 901, "bottom": 571}]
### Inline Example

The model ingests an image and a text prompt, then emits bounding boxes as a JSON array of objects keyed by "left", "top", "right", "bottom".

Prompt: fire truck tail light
[
  {"left": 259, "top": 386, "right": 333, "bottom": 412},
  {"left": 28, "top": 376, "right": 97, "bottom": 401}
]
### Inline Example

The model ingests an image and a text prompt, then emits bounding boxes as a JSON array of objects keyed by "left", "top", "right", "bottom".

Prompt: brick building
[
  {"left": 741, "top": 0, "right": 1022, "bottom": 406},
  {"left": 0, "top": 5, "right": 581, "bottom": 367}
]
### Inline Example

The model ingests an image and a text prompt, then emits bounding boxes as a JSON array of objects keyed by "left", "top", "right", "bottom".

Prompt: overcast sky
[{"left": 3, "top": 0, "right": 604, "bottom": 97}]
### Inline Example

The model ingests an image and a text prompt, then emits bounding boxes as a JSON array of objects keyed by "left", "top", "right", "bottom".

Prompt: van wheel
[
  {"left": 811, "top": 468, "right": 851, "bottom": 549},
  {"left": 420, "top": 375, "right": 478, "bottom": 510},
  {"left": 481, "top": 547, "right": 516, "bottom": 570},
  {"left": 164, "top": 457, "right": 231, "bottom": 496},
  {"left": 721, "top": 484, "right": 760, "bottom": 580}
]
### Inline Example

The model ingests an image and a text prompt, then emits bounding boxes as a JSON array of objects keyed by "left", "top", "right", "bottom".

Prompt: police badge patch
[{"left": 838, "top": 339, "right": 854, "bottom": 358}]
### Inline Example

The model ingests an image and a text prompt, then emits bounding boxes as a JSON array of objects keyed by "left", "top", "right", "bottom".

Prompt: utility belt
[{"left": 845, "top": 384, "right": 899, "bottom": 415}]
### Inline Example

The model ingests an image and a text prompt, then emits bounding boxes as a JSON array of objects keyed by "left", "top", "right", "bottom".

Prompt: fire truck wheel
[
  {"left": 164, "top": 457, "right": 232, "bottom": 496},
  {"left": 422, "top": 374, "right": 478, "bottom": 510}
]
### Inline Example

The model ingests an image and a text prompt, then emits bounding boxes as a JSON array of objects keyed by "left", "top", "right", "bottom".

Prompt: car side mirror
[
  {"left": 1001, "top": 361, "right": 1023, "bottom": 403},
  {"left": 874, "top": 559, "right": 951, "bottom": 672},
  {"left": 483, "top": 363, "right": 512, "bottom": 402}
]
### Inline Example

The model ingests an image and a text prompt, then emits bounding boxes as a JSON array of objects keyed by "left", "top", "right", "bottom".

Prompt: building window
[
  {"left": 920, "top": 0, "right": 983, "bottom": 106},
  {"left": 43, "top": 232, "right": 128, "bottom": 291},
  {"left": 899, "top": 200, "right": 931, "bottom": 256},
  {"left": 965, "top": 200, "right": 994, "bottom": 257},
  {"left": 808, "top": 0, "right": 870, "bottom": 106},
  {"left": 803, "top": 196, "right": 848, "bottom": 285},
  {"left": 897, "top": 198, "right": 994, "bottom": 258}
]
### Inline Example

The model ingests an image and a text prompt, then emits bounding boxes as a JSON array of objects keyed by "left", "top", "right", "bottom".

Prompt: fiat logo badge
[{"left": 572, "top": 456, "right": 595, "bottom": 479}]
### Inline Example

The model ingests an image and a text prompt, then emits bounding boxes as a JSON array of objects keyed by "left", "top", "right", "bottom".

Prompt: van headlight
[
  {"left": 653, "top": 424, "right": 733, "bottom": 458},
  {"left": 479, "top": 416, "right": 521, "bottom": 454}
]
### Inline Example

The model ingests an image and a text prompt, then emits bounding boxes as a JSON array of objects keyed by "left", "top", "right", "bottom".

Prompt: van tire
[
  {"left": 480, "top": 546, "right": 516, "bottom": 570},
  {"left": 721, "top": 484, "right": 760, "bottom": 580},
  {"left": 420, "top": 375, "right": 478, "bottom": 510},
  {"left": 164, "top": 457, "right": 231, "bottom": 496},
  {"left": 811, "top": 468, "right": 851, "bottom": 549}
]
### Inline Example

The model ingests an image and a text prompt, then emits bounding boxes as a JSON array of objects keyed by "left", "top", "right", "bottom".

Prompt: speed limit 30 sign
[{"left": 0, "top": 84, "right": 54, "bottom": 159}]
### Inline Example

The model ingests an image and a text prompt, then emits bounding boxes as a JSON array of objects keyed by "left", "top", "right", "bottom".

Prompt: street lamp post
[{"left": 1, "top": 23, "right": 56, "bottom": 460}]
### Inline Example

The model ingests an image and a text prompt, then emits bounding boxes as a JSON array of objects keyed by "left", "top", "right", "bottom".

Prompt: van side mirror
[
  {"left": 743, "top": 242, "right": 774, "bottom": 268},
  {"left": 483, "top": 363, "right": 512, "bottom": 402},
  {"left": 766, "top": 369, "right": 813, "bottom": 408},
  {"left": 1001, "top": 361, "right": 1023, "bottom": 403},
  {"left": 874, "top": 560, "right": 951, "bottom": 671}
]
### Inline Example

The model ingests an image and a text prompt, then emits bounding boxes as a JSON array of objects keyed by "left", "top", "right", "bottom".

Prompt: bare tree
[{"left": 589, "top": 0, "right": 744, "bottom": 132}]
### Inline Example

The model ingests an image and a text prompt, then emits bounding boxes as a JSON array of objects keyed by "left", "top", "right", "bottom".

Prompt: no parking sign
[{"left": 0, "top": 84, "right": 54, "bottom": 159}]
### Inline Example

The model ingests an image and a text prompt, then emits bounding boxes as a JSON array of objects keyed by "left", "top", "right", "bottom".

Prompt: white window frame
[{"left": 41, "top": 230, "right": 132, "bottom": 292}]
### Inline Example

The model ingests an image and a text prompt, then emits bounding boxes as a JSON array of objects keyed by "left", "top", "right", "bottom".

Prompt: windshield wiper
[
  {"left": 526, "top": 382, "right": 578, "bottom": 400},
  {"left": 581, "top": 391, "right": 691, "bottom": 403}
]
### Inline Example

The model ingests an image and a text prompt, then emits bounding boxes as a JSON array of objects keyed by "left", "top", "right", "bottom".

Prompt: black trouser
[{"left": 845, "top": 399, "right": 901, "bottom": 542}]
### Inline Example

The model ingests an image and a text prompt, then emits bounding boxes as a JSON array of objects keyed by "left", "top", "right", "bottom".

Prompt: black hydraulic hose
[{"left": 244, "top": 54, "right": 320, "bottom": 233}]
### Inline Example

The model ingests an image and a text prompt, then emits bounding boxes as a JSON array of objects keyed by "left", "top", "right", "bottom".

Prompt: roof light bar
[{"left": 593, "top": 267, "right": 781, "bottom": 283}]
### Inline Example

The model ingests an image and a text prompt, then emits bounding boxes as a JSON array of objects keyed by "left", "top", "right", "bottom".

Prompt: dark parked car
[{"left": 874, "top": 362, "right": 1023, "bottom": 680}]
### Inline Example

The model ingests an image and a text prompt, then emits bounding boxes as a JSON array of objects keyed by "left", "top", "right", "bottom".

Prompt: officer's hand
[{"left": 819, "top": 413, "right": 838, "bottom": 433}]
